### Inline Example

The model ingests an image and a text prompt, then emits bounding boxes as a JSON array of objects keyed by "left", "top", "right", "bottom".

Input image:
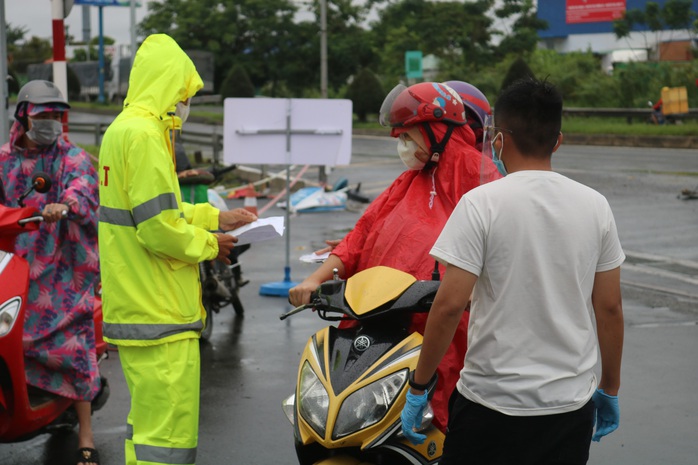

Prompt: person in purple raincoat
[{"left": 0, "top": 80, "right": 101, "bottom": 465}]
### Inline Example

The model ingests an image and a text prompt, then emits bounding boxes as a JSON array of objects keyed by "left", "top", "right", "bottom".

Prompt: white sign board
[{"left": 223, "top": 98, "right": 353, "bottom": 166}]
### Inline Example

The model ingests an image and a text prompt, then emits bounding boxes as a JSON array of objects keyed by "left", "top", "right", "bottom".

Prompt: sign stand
[{"left": 228, "top": 98, "right": 352, "bottom": 297}]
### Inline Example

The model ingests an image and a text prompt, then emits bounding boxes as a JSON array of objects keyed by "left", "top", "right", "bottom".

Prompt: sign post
[
  {"left": 405, "top": 50, "right": 423, "bottom": 81},
  {"left": 223, "top": 98, "right": 352, "bottom": 297},
  {"left": 74, "top": 0, "right": 141, "bottom": 103}
]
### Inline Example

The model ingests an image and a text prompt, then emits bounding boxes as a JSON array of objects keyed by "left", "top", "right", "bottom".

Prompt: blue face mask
[{"left": 490, "top": 133, "right": 507, "bottom": 176}]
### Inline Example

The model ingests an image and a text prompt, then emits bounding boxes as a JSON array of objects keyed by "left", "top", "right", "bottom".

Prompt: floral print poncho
[{"left": 0, "top": 120, "right": 101, "bottom": 401}]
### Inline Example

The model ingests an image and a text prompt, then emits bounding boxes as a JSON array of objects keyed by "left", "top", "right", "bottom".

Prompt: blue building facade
[{"left": 537, "top": 0, "right": 698, "bottom": 39}]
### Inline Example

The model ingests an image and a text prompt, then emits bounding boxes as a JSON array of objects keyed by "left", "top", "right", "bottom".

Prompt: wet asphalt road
[{"left": 1, "top": 136, "right": 697, "bottom": 464}]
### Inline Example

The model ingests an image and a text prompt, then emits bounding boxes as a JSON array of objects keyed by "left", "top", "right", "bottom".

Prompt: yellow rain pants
[{"left": 120, "top": 339, "right": 200, "bottom": 465}]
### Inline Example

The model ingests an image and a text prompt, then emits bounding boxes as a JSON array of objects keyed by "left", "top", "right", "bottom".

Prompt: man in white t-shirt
[{"left": 400, "top": 77, "right": 625, "bottom": 465}]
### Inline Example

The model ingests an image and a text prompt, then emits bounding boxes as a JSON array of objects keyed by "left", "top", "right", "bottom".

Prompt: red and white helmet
[
  {"left": 443, "top": 80, "right": 491, "bottom": 129},
  {"left": 379, "top": 82, "right": 466, "bottom": 136}
]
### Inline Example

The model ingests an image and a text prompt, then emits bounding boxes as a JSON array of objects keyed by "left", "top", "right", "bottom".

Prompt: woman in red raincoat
[{"left": 289, "top": 82, "right": 501, "bottom": 433}]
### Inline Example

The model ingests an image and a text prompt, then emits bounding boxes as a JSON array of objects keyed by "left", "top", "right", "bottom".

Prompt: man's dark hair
[{"left": 494, "top": 77, "right": 562, "bottom": 157}]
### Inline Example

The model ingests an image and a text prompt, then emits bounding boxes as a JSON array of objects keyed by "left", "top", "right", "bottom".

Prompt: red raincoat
[{"left": 333, "top": 122, "right": 501, "bottom": 433}]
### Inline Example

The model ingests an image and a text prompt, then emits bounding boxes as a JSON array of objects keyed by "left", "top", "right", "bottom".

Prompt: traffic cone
[{"left": 243, "top": 194, "right": 258, "bottom": 216}]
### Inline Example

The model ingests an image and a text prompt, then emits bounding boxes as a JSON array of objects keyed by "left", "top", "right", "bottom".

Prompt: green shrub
[
  {"left": 346, "top": 68, "right": 384, "bottom": 123},
  {"left": 500, "top": 57, "right": 535, "bottom": 92},
  {"left": 220, "top": 64, "right": 255, "bottom": 99}
]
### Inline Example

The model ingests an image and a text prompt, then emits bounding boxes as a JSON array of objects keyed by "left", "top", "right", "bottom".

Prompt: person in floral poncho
[{"left": 0, "top": 80, "right": 101, "bottom": 465}]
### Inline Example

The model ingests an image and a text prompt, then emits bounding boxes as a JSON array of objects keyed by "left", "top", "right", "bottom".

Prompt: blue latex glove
[
  {"left": 401, "top": 390, "right": 428, "bottom": 445},
  {"left": 592, "top": 388, "right": 620, "bottom": 442}
]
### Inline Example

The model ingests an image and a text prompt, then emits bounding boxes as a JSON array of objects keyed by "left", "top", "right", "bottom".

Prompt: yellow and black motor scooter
[{"left": 281, "top": 265, "right": 444, "bottom": 465}]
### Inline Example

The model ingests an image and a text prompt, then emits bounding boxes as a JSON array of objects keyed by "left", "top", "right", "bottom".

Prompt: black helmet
[{"left": 14, "top": 80, "right": 70, "bottom": 128}]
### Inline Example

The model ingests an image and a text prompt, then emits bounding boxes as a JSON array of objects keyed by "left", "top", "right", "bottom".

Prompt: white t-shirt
[{"left": 430, "top": 170, "right": 625, "bottom": 416}]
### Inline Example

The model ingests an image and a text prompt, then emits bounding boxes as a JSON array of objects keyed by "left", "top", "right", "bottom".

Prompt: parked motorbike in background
[
  {"left": 177, "top": 155, "right": 250, "bottom": 341},
  {"left": 0, "top": 173, "right": 109, "bottom": 442},
  {"left": 280, "top": 266, "right": 445, "bottom": 465}
]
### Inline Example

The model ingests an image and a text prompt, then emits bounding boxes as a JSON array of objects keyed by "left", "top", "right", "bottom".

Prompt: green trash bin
[{"left": 180, "top": 183, "right": 209, "bottom": 204}]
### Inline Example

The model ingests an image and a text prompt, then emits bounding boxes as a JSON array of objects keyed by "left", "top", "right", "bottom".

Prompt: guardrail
[
  {"left": 563, "top": 107, "right": 698, "bottom": 123},
  {"left": 69, "top": 122, "right": 224, "bottom": 161},
  {"left": 68, "top": 106, "right": 697, "bottom": 154}
]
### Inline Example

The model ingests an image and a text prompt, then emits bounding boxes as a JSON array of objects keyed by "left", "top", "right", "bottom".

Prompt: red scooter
[{"left": 0, "top": 172, "right": 109, "bottom": 442}]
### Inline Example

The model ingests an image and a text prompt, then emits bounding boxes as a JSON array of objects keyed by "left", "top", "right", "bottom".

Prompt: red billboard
[{"left": 566, "top": 0, "right": 626, "bottom": 24}]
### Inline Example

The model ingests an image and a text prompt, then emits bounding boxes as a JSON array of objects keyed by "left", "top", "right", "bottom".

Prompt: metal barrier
[
  {"left": 68, "top": 122, "right": 224, "bottom": 161},
  {"left": 563, "top": 107, "right": 698, "bottom": 123},
  {"left": 68, "top": 106, "right": 697, "bottom": 152}
]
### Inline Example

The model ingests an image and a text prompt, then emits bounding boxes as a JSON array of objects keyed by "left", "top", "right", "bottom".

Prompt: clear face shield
[
  {"left": 480, "top": 114, "right": 509, "bottom": 184},
  {"left": 378, "top": 84, "right": 408, "bottom": 128}
]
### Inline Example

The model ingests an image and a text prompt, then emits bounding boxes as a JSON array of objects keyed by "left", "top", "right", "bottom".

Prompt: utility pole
[
  {"left": 318, "top": 0, "right": 328, "bottom": 185},
  {"left": 51, "top": 0, "right": 69, "bottom": 104},
  {"left": 0, "top": 0, "right": 9, "bottom": 145},
  {"left": 82, "top": 5, "right": 90, "bottom": 60},
  {"left": 130, "top": 0, "right": 137, "bottom": 66}
]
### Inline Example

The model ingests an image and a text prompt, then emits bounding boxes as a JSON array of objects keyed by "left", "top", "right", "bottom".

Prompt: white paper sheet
[
  {"left": 299, "top": 251, "right": 330, "bottom": 263},
  {"left": 226, "top": 216, "right": 285, "bottom": 245}
]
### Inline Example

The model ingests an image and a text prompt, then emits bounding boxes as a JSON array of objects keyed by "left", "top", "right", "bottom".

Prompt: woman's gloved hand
[
  {"left": 401, "top": 390, "right": 428, "bottom": 445},
  {"left": 592, "top": 388, "right": 620, "bottom": 442}
]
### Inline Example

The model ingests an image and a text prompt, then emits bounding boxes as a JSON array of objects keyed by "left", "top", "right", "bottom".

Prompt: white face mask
[
  {"left": 175, "top": 101, "right": 191, "bottom": 123},
  {"left": 27, "top": 118, "right": 62, "bottom": 146},
  {"left": 397, "top": 137, "right": 426, "bottom": 170}
]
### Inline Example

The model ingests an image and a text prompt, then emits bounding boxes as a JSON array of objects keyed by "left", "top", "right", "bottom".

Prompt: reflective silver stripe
[
  {"left": 133, "top": 193, "right": 178, "bottom": 225},
  {"left": 126, "top": 423, "right": 133, "bottom": 440},
  {"left": 135, "top": 444, "right": 197, "bottom": 465},
  {"left": 99, "top": 205, "right": 135, "bottom": 227},
  {"left": 104, "top": 321, "right": 203, "bottom": 341}
]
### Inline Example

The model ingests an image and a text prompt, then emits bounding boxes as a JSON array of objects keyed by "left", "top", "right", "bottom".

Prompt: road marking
[{"left": 630, "top": 321, "right": 698, "bottom": 329}]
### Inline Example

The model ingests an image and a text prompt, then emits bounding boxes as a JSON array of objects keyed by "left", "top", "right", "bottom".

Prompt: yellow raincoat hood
[
  {"left": 125, "top": 34, "right": 203, "bottom": 118},
  {"left": 98, "top": 34, "right": 219, "bottom": 347}
]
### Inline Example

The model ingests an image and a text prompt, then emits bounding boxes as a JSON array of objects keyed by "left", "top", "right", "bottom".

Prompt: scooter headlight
[
  {"left": 0, "top": 297, "right": 22, "bottom": 338},
  {"left": 333, "top": 369, "right": 408, "bottom": 439},
  {"left": 298, "top": 361, "right": 329, "bottom": 437}
]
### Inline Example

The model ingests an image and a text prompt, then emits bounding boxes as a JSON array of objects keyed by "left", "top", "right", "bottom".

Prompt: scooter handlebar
[
  {"left": 17, "top": 215, "right": 44, "bottom": 225},
  {"left": 17, "top": 210, "right": 67, "bottom": 226},
  {"left": 280, "top": 304, "right": 312, "bottom": 321}
]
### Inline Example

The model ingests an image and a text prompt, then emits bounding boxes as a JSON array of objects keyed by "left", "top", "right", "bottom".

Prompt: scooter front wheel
[{"left": 231, "top": 287, "right": 244, "bottom": 316}]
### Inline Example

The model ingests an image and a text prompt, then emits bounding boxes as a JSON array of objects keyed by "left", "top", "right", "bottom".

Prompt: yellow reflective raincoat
[{"left": 98, "top": 34, "right": 219, "bottom": 347}]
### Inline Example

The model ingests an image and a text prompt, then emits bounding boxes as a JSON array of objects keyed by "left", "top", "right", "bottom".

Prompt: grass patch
[
  {"left": 562, "top": 117, "right": 698, "bottom": 136},
  {"left": 69, "top": 101, "right": 123, "bottom": 112},
  {"left": 77, "top": 144, "right": 100, "bottom": 156},
  {"left": 353, "top": 114, "right": 698, "bottom": 137}
]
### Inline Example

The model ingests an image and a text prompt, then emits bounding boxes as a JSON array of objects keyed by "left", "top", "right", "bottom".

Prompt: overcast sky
[{"left": 5, "top": 0, "right": 157, "bottom": 46}]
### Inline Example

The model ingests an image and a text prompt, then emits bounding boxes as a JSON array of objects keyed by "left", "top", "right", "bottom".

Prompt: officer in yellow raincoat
[{"left": 98, "top": 34, "right": 255, "bottom": 465}]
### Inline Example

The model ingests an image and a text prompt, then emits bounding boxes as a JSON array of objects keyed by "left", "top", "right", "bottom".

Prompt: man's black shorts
[{"left": 440, "top": 392, "right": 595, "bottom": 465}]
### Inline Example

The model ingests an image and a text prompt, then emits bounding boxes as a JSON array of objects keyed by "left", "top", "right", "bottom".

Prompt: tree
[
  {"left": 5, "top": 23, "right": 28, "bottom": 93},
  {"left": 493, "top": 0, "right": 549, "bottom": 59},
  {"left": 368, "top": 0, "right": 494, "bottom": 82},
  {"left": 345, "top": 67, "right": 384, "bottom": 122},
  {"left": 71, "top": 36, "right": 116, "bottom": 62},
  {"left": 139, "top": 0, "right": 299, "bottom": 93},
  {"left": 11, "top": 36, "right": 53, "bottom": 74},
  {"left": 219, "top": 64, "right": 255, "bottom": 98},
  {"left": 613, "top": 0, "right": 698, "bottom": 60},
  {"left": 6, "top": 23, "right": 28, "bottom": 52},
  {"left": 500, "top": 56, "right": 535, "bottom": 92}
]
